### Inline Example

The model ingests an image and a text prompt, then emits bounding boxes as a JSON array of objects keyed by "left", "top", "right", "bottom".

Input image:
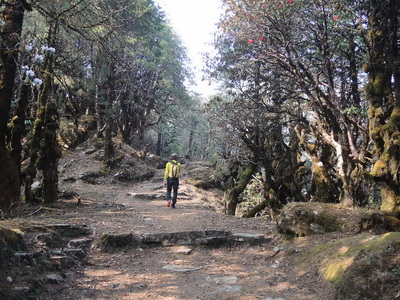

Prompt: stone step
[
  {"left": 127, "top": 192, "right": 192, "bottom": 200},
  {"left": 100, "top": 230, "right": 270, "bottom": 251}
]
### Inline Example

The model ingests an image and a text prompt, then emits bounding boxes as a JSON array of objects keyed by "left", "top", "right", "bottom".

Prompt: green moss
[
  {"left": 0, "top": 227, "right": 23, "bottom": 245},
  {"left": 369, "top": 126, "right": 381, "bottom": 140},
  {"left": 314, "top": 211, "right": 339, "bottom": 231},
  {"left": 115, "top": 154, "right": 124, "bottom": 161},
  {"left": 324, "top": 257, "right": 355, "bottom": 284},
  {"left": 300, "top": 232, "right": 400, "bottom": 286},
  {"left": 389, "top": 107, "right": 400, "bottom": 129},
  {"left": 365, "top": 82, "right": 374, "bottom": 95},
  {"left": 380, "top": 185, "right": 400, "bottom": 212},
  {"left": 372, "top": 73, "right": 385, "bottom": 96},
  {"left": 0, "top": 227, "right": 24, "bottom": 257},
  {"left": 370, "top": 159, "right": 387, "bottom": 177},
  {"left": 33, "top": 118, "right": 43, "bottom": 128}
]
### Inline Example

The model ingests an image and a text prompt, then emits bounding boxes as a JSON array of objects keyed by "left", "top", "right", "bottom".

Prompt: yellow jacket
[{"left": 164, "top": 160, "right": 181, "bottom": 180}]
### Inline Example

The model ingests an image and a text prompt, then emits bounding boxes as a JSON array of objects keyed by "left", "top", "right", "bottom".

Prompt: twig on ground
[{"left": 27, "top": 206, "right": 43, "bottom": 216}]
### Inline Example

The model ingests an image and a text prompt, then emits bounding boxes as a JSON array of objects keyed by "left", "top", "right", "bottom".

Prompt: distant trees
[{"left": 209, "top": 0, "right": 399, "bottom": 216}]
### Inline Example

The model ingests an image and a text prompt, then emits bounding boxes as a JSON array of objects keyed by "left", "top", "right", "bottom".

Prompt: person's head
[{"left": 170, "top": 153, "right": 178, "bottom": 161}]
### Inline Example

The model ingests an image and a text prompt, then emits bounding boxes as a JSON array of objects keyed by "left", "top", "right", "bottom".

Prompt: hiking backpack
[{"left": 170, "top": 161, "right": 179, "bottom": 178}]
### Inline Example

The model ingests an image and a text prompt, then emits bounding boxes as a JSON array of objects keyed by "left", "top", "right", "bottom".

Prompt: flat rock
[
  {"left": 232, "top": 233, "right": 267, "bottom": 245},
  {"left": 208, "top": 275, "right": 238, "bottom": 285},
  {"left": 68, "top": 238, "right": 93, "bottom": 249},
  {"left": 13, "top": 286, "right": 30, "bottom": 292},
  {"left": 170, "top": 246, "right": 193, "bottom": 255},
  {"left": 141, "top": 230, "right": 231, "bottom": 246},
  {"left": 127, "top": 192, "right": 162, "bottom": 199},
  {"left": 63, "top": 248, "right": 85, "bottom": 258},
  {"left": 163, "top": 265, "right": 202, "bottom": 272},
  {"left": 46, "top": 274, "right": 64, "bottom": 284}
]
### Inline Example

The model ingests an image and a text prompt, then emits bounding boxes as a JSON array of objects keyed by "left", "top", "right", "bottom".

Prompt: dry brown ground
[{"left": 28, "top": 147, "right": 336, "bottom": 300}]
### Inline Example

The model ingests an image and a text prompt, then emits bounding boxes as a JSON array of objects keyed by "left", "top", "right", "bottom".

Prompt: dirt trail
[{"left": 32, "top": 151, "right": 336, "bottom": 300}]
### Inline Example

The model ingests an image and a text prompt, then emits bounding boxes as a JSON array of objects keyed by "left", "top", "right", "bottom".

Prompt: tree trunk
[
  {"left": 0, "top": 148, "right": 20, "bottom": 212},
  {"left": 40, "top": 103, "right": 60, "bottom": 203},
  {"left": 225, "top": 162, "right": 257, "bottom": 215},
  {"left": 25, "top": 72, "right": 52, "bottom": 203},
  {"left": 187, "top": 129, "right": 194, "bottom": 159},
  {"left": 95, "top": 83, "right": 103, "bottom": 138},
  {"left": 318, "top": 125, "right": 355, "bottom": 206},
  {"left": 366, "top": 0, "right": 400, "bottom": 216},
  {"left": 156, "top": 130, "right": 162, "bottom": 156},
  {"left": 0, "top": 0, "right": 28, "bottom": 211},
  {"left": 104, "top": 62, "right": 115, "bottom": 166},
  {"left": 241, "top": 199, "right": 267, "bottom": 218},
  {"left": 295, "top": 125, "right": 338, "bottom": 203},
  {"left": 9, "top": 83, "right": 30, "bottom": 175},
  {"left": 104, "top": 120, "right": 113, "bottom": 165}
]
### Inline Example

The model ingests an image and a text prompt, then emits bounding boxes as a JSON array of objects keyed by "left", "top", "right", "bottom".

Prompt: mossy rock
[
  {"left": 277, "top": 203, "right": 367, "bottom": 236},
  {"left": 79, "top": 171, "right": 103, "bottom": 184},
  {"left": 0, "top": 227, "right": 25, "bottom": 257},
  {"left": 184, "top": 161, "right": 220, "bottom": 190},
  {"left": 187, "top": 178, "right": 220, "bottom": 190},
  {"left": 299, "top": 232, "right": 400, "bottom": 300},
  {"left": 100, "top": 233, "right": 141, "bottom": 251}
]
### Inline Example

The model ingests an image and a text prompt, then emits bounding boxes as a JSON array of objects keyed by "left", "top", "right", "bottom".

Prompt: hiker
[{"left": 163, "top": 153, "right": 182, "bottom": 208}]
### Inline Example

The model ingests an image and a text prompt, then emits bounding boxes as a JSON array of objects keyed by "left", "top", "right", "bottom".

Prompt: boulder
[
  {"left": 277, "top": 203, "right": 366, "bottom": 236},
  {"left": 298, "top": 232, "right": 400, "bottom": 300}
]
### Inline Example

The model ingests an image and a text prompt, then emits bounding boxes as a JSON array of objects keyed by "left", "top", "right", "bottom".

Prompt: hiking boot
[
  {"left": 171, "top": 204, "right": 176, "bottom": 208},
  {"left": 167, "top": 200, "right": 171, "bottom": 207}
]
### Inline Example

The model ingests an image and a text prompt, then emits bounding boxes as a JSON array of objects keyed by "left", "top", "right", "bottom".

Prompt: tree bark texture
[
  {"left": 39, "top": 103, "right": 60, "bottom": 203},
  {"left": 295, "top": 125, "right": 338, "bottom": 203},
  {"left": 9, "top": 83, "right": 30, "bottom": 175},
  {"left": 104, "top": 62, "right": 116, "bottom": 166},
  {"left": 25, "top": 72, "right": 52, "bottom": 203},
  {"left": 366, "top": 0, "right": 400, "bottom": 216},
  {"left": 0, "top": 0, "right": 27, "bottom": 211},
  {"left": 225, "top": 162, "right": 257, "bottom": 215}
]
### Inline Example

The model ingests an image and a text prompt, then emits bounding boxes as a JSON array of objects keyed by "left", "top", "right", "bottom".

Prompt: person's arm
[{"left": 164, "top": 162, "right": 170, "bottom": 180}]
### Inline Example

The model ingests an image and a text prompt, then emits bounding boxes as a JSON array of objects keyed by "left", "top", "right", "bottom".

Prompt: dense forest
[{"left": 0, "top": 0, "right": 399, "bottom": 221}]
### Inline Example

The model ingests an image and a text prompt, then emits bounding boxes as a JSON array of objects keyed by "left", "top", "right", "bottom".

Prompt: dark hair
[{"left": 170, "top": 153, "right": 178, "bottom": 161}]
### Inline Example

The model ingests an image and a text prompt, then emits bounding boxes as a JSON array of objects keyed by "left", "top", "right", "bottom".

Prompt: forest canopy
[
  {"left": 0, "top": 0, "right": 399, "bottom": 219},
  {"left": 206, "top": 0, "right": 400, "bottom": 216}
]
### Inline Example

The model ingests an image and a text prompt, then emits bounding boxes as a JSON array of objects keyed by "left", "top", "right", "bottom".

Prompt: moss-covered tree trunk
[
  {"left": 9, "top": 83, "right": 30, "bottom": 175},
  {"left": 225, "top": 162, "right": 257, "bottom": 215},
  {"left": 39, "top": 103, "right": 60, "bottom": 203},
  {"left": 295, "top": 125, "right": 338, "bottom": 203},
  {"left": 0, "top": 0, "right": 29, "bottom": 211},
  {"left": 25, "top": 72, "right": 53, "bottom": 203},
  {"left": 366, "top": 0, "right": 400, "bottom": 216}
]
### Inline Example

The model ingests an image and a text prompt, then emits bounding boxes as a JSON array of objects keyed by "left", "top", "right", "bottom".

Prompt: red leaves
[
  {"left": 278, "top": 0, "right": 295, "bottom": 8},
  {"left": 247, "top": 37, "right": 265, "bottom": 44}
]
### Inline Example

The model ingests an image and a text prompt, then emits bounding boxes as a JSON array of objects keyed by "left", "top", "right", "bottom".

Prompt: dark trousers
[{"left": 167, "top": 177, "right": 179, "bottom": 205}]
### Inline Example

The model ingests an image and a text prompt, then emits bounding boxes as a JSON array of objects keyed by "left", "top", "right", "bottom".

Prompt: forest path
[{"left": 42, "top": 151, "right": 335, "bottom": 300}]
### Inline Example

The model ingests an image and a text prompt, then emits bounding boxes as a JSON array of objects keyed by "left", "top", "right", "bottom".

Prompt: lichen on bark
[{"left": 365, "top": 0, "right": 400, "bottom": 216}]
